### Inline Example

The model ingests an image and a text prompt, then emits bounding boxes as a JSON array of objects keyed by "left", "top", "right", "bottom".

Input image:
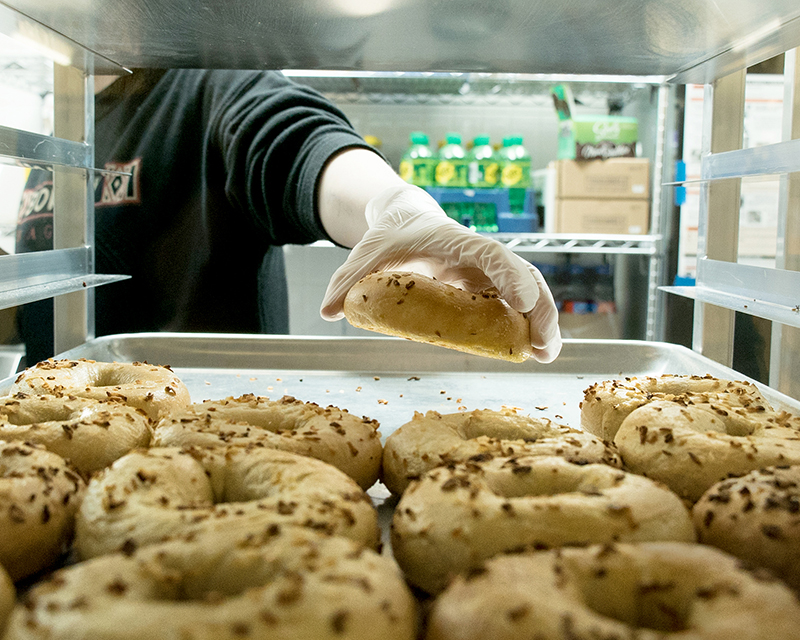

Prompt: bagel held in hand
[
  {"left": 344, "top": 272, "right": 531, "bottom": 362},
  {"left": 0, "top": 394, "right": 151, "bottom": 475},
  {"left": 0, "top": 441, "right": 84, "bottom": 581},
  {"left": 10, "top": 359, "right": 191, "bottom": 420},
  {"left": 153, "top": 394, "right": 382, "bottom": 490},
  {"left": 75, "top": 445, "right": 379, "bottom": 560},
  {"left": 5, "top": 524, "right": 417, "bottom": 640},
  {"left": 382, "top": 408, "right": 621, "bottom": 495},
  {"left": 391, "top": 455, "right": 694, "bottom": 594},
  {"left": 426, "top": 542, "right": 800, "bottom": 640}
]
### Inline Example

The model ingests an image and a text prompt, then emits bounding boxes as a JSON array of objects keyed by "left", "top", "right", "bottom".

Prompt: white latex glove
[{"left": 320, "top": 183, "right": 562, "bottom": 363}]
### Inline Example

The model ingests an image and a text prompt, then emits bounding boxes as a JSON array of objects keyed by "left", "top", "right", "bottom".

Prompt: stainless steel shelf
[
  {"left": 0, "top": 248, "right": 129, "bottom": 310},
  {"left": 0, "top": 2, "right": 128, "bottom": 74},
  {"left": 0, "top": 125, "right": 130, "bottom": 174},
  {"left": 491, "top": 233, "right": 660, "bottom": 256},
  {"left": 3, "top": 0, "right": 800, "bottom": 82},
  {"left": 662, "top": 258, "right": 800, "bottom": 329},
  {"left": 662, "top": 284, "right": 800, "bottom": 328}
]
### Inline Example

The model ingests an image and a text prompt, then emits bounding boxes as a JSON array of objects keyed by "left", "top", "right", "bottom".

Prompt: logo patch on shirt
[{"left": 97, "top": 158, "right": 142, "bottom": 207}]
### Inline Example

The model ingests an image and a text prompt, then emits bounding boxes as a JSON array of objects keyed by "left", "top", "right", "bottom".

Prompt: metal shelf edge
[
  {"left": 660, "top": 285, "right": 800, "bottom": 328},
  {"left": 0, "top": 274, "right": 130, "bottom": 310}
]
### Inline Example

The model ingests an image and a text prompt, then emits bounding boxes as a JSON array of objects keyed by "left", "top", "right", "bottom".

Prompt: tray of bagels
[{"left": 0, "top": 274, "right": 799, "bottom": 639}]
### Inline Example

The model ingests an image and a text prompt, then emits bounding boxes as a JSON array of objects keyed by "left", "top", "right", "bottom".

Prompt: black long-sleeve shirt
[{"left": 16, "top": 69, "right": 372, "bottom": 363}]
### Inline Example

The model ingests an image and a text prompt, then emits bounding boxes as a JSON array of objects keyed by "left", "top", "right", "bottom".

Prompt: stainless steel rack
[{"left": 0, "top": 0, "right": 798, "bottom": 398}]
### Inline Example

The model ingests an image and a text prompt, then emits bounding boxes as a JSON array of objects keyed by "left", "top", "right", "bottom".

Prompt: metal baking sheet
[
  {"left": 5, "top": 333, "right": 797, "bottom": 439},
  {"left": 5, "top": 332, "right": 799, "bottom": 549}
]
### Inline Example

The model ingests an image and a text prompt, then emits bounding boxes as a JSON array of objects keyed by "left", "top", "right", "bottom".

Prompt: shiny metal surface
[
  {"left": 3, "top": 0, "right": 800, "bottom": 81},
  {"left": 491, "top": 234, "right": 660, "bottom": 256},
  {"left": 698, "top": 258, "right": 800, "bottom": 315},
  {"left": 0, "top": 125, "right": 89, "bottom": 170},
  {"left": 0, "top": 125, "right": 130, "bottom": 174},
  {"left": 0, "top": 248, "right": 129, "bottom": 310},
  {"left": 6, "top": 333, "right": 795, "bottom": 436},
  {"left": 0, "top": 2, "right": 125, "bottom": 74}
]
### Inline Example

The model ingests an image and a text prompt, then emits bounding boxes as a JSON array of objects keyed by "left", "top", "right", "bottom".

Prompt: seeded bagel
[
  {"left": 10, "top": 359, "right": 191, "bottom": 420},
  {"left": 581, "top": 375, "right": 769, "bottom": 442},
  {"left": 5, "top": 524, "right": 417, "bottom": 640},
  {"left": 154, "top": 394, "right": 382, "bottom": 490},
  {"left": 693, "top": 465, "right": 800, "bottom": 590},
  {"left": 382, "top": 408, "right": 621, "bottom": 495},
  {"left": 0, "top": 440, "right": 84, "bottom": 580},
  {"left": 344, "top": 271, "right": 532, "bottom": 362},
  {"left": 615, "top": 399, "right": 800, "bottom": 501},
  {"left": 391, "top": 455, "right": 695, "bottom": 594},
  {"left": 75, "top": 445, "right": 380, "bottom": 560},
  {"left": 0, "top": 393, "right": 151, "bottom": 475},
  {"left": 426, "top": 542, "right": 800, "bottom": 640}
]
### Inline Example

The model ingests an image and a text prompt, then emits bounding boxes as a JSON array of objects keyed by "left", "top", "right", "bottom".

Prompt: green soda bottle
[
  {"left": 467, "top": 135, "right": 499, "bottom": 232},
  {"left": 498, "top": 135, "right": 532, "bottom": 214},
  {"left": 398, "top": 132, "right": 435, "bottom": 187},
  {"left": 435, "top": 133, "right": 469, "bottom": 223},
  {"left": 435, "top": 133, "right": 468, "bottom": 187},
  {"left": 467, "top": 135, "right": 499, "bottom": 187}
]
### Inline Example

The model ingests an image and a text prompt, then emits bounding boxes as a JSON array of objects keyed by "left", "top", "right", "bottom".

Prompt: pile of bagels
[{"left": 0, "top": 360, "right": 798, "bottom": 639}]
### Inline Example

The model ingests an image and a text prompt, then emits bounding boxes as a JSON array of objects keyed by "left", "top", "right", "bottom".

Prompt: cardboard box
[
  {"left": 556, "top": 199, "right": 650, "bottom": 235},
  {"left": 554, "top": 158, "right": 650, "bottom": 200},
  {"left": 551, "top": 85, "right": 638, "bottom": 160},
  {"left": 557, "top": 116, "right": 638, "bottom": 160}
]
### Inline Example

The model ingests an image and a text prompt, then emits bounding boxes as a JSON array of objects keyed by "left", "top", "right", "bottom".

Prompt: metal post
[
  {"left": 650, "top": 83, "right": 677, "bottom": 342},
  {"left": 692, "top": 70, "right": 745, "bottom": 367},
  {"left": 52, "top": 63, "right": 95, "bottom": 354},
  {"left": 771, "top": 49, "right": 800, "bottom": 397}
]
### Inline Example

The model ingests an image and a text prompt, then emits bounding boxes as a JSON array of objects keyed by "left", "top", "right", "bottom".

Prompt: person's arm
[
  {"left": 208, "top": 70, "right": 378, "bottom": 247},
  {"left": 317, "top": 148, "right": 404, "bottom": 248}
]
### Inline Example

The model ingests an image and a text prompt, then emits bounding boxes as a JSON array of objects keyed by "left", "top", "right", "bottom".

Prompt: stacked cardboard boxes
[{"left": 552, "top": 158, "right": 651, "bottom": 234}]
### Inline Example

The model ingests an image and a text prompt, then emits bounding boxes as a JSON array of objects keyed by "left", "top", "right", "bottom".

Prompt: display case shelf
[
  {"left": 0, "top": 125, "right": 129, "bottom": 174},
  {"left": 493, "top": 233, "right": 660, "bottom": 256},
  {"left": 0, "top": 248, "right": 128, "bottom": 310},
  {"left": 3, "top": 0, "right": 800, "bottom": 82}
]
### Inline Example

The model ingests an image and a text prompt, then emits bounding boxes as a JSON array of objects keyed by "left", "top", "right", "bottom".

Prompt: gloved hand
[{"left": 320, "top": 183, "right": 562, "bottom": 363}]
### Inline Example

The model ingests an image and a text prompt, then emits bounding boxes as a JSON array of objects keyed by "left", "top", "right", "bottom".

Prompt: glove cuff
[{"left": 365, "top": 184, "right": 444, "bottom": 227}]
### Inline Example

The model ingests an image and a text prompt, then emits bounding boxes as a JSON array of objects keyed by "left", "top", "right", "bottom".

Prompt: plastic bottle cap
[
  {"left": 410, "top": 132, "right": 429, "bottom": 144},
  {"left": 502, "top": 136, "right": 513, "bottom": 146},
  {"left": 445, "top": 133, "right": 462, "bottom": 144},
  {"left": 473, "top": 135, "right": 490, "bottom": 146}
]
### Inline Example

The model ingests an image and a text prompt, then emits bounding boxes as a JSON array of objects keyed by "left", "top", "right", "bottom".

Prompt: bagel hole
[
  {"left": 459, "top": 421, "right": 543, "bottom": 442},
  {"left": 719, "top": 415, "right": 756, "bottom": 437},
  {"left": 149, "top": 554, "right": 283, "bottom": 603},
  {"left": 485, "top": 462, "right": 614, "bottom": 498},
  {"left": 682, "top": 406, "right": 756, "bottom": 437},
  {"left": 215, "top": 410, "right": 292, "bottom": 433},
  {"left": 8, "top": 404, "right": 80, "bottom": 425},
  {"left": 93, "top": 369, "right": 136, "bottom": 387},
  {"left": 579, "top": 578, "right": 692, "bottom": 633}
]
